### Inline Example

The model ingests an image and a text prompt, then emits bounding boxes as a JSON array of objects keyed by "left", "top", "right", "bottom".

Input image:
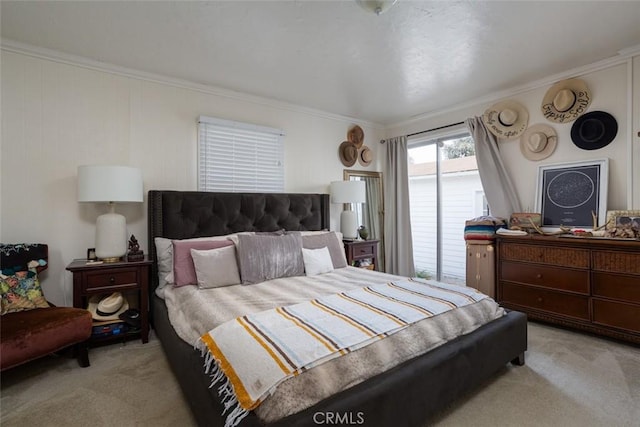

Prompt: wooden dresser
[{"left": 496, "top": 235, "right": 640, "bottom": 344}]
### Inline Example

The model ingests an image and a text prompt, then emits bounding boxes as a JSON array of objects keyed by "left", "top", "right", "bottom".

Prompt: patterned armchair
[{"left": 1, "top": 244, "right": 92, "bottom": 371}]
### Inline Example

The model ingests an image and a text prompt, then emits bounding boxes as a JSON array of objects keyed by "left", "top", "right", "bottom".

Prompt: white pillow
[
  {"left": 302, "top": 246, "right": 334, "bottom": 276},
  {"left": 190, "top": 246, "right": 241, "bottom": 289}
]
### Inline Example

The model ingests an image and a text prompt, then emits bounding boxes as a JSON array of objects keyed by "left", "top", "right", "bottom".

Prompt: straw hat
[
  {"left": 339, "top": 141, "right": 358, "bottom": 166},
  {"left": 570, "top": 111, "right": 617, "bottom": 150},
  {"left": 541, "top": 78, "right": 591, "bottom": 124},
  {"left": 348, "top": 125, "right": 365, "bottom": 149},
  {"left": 520, "top": 124, "right": 557, "bottom": 161},
  {"left": 359, "top": 146, "right": 372, "bottom": 166},
  {"left": 87, "top": 292, "right": 129, "bottom": 321},
  {"left": 482, "top": 100, "right": 529, "bottom": 140}
]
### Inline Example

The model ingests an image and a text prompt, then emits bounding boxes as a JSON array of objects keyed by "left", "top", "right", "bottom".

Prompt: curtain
[
  {"left": 363, "top": 176, "right": 384, "bottom": 271},
  {"left": 383, "top": 136, "right": 415, "bottom": 277},
  {"left": 465, "top": 117, "right": 521, "bottom": 219}
]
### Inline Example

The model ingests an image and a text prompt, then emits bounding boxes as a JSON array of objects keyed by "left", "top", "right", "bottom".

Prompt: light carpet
[{"left": 1, "top": 322, "right": 638, "bottom": 427}]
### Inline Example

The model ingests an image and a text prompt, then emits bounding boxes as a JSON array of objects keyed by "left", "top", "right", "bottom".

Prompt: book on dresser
[{"left": 496, "top": 235, "right": 640, "bottom": 344}]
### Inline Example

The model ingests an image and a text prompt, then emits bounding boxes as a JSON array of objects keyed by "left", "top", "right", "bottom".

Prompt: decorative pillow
[
  {"left": 236, "top": 233, "right": 304, "bottom": 284},
  {"left": 190, "top": 247, "right": 241, "bottom": 289},
  {"left": 301, "top": 231, "right": 348, "bottom": 269},
  {"left": 173, "top": 240, "right": 234, "bottom": 287},
  {"left": 1, "top": 270, "right": 49, "bottom": 315},
  {"left": 302, "top": 247, "right": 334, "bottom": 276}
]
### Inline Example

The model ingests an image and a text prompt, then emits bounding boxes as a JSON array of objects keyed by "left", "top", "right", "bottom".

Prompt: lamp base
[
  {"left": 95, "top": 211, "right": 127, "bottom": 262},
  {"left": 340, "top": 210, "right": 358, "bottom": 240}
]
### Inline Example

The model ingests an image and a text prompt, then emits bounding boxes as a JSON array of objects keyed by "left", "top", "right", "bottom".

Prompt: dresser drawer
[
  {"left": 85, "top": 269, "right": 138, "bottom": 290},
  {"left": 500, "top": 283, "right": 589, "bottom": 320},
  {"left": 500, "top": 243, "right": 589, "bottom": 268},
  {"left": 500, "top": 261, "right": 589, "bottom": 294},
  {"left": 592, "top": 250, "right": 640, "bottom": 275},
  {"left": 592, "top": 272, "right": 640, "bottom": 304},
  {"left": 592, "top": 299, "right": 640, "bottom": 333}
]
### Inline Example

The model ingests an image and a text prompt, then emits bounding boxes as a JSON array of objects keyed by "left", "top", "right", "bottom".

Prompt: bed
[{"left": 147, "top": 190, "right": 527, "bottom": 427}]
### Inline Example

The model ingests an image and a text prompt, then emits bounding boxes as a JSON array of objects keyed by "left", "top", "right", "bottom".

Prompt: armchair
[{"left": 1, "top": 244, "right": 92, "bottom": 371}]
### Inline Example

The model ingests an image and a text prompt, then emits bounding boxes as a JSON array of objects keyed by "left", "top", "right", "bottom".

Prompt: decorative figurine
[
  {"left": 358, "top": 225, "right": 369, "bottom": 240},
  {"left": 127, "top": 235, "right": 144, "bottom": 262}
]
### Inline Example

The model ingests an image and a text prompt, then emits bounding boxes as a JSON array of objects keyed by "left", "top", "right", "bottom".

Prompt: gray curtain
[
  {"left": 363, "top": 176, "right": 384, "bottom": 271},
  {"left": 465, "top": 117, "right": 521, "bottom": 218},
  {"left": 383, "top": 136, "right": 415, "bottom": 277}
]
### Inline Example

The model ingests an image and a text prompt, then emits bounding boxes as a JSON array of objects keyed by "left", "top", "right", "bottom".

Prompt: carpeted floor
[{"left": 1, "top": 322, "right": 638, "bottom": 427}]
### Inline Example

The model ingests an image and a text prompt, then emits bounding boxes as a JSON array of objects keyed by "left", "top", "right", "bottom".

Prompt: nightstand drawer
[
  {"left": 353, "top": 244, "right": 374, "bottom": 258},
  {"left": 85, "top": 270, "right": 138, "bottom": 290}
]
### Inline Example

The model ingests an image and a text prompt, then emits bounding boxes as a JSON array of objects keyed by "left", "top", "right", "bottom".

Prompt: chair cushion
[{"left": 0, "top": 307, "right": 92, "bottom": 371}]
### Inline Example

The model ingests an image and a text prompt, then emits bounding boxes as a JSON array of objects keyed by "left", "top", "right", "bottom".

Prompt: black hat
[
  {"left": 570, "top": 111, "right": 617, "bottom": 150},
  {"left": 119, "top": 308, "right": 141, "bottom": 328}
]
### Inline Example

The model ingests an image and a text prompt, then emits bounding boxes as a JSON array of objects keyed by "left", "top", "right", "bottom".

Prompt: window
[
  {"left": 408, "top": 130, "right": 487, "bottom": 285},
  {"left": 198, "top": 116, "right": 285, "bottom": 192}
]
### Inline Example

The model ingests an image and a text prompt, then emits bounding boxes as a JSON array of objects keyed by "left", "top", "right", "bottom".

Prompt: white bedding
[{"left": 163, "top": 267, "right": 506, "bottom": 424}]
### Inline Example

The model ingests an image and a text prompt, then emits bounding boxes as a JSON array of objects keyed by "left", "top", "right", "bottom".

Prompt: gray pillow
[
  {"left": 301, "top": 232, "right": 348, "bottom": 269},
  {"left": 237, "top": 233, "right": 304, "bottom": 284}
]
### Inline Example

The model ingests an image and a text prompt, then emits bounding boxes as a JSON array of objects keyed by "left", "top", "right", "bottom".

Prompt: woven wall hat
[
  {"left": 348, "top": 125, "right": 365, "bottom": 149},
  {"left": 541, "top": 78, "right": 591, "bottom": 124},
  {"left": 339, "top": 141, "right": 358, "bottom": 166},
  {"left": 570, "top": 111, "right": 617, "bottom": 150},
  {"left": 520, "top": 124, "right": 557, "bottom": 161},
  {"left": 482, "top": 100, "right": 529, "bottom": 140},
  {"left": 359, "top": 146, "right": 372, "bottom": 166},
  {"left": 87, "top": 292, "right": 129, "bottom": 321}
]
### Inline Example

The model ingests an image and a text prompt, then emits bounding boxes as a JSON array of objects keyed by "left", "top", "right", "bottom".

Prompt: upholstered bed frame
[{"left": 147, "top": 190, "right": 527, "bottom": 427}]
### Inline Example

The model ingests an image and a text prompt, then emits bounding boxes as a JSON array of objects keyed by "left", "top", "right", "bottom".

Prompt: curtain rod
[{"left": 379, "top": 121, "right": 465, "bottom": 143}]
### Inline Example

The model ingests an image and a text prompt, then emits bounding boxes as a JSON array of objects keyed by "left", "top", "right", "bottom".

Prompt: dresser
[
  {"left": 344, "top": 239, "right": 379, "bottom": 271},
  {"left": 496, "top": 235, "right": 640, "bottom": 344}
]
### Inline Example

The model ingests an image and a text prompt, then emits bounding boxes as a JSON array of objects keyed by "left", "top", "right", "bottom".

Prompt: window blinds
[{"left": 198, "top": 116, "right": 285, "bottom": 192}]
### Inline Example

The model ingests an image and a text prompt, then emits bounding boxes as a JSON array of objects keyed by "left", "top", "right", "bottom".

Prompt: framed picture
[
  {"left": 535, "top": 159, "right": 608, "bottom": 229},
  {"left": 605, "top": 210, "right": 640, "bottom": 230},
  {"left": 87, "top": 248, "right": 97, "bottom": 261}
]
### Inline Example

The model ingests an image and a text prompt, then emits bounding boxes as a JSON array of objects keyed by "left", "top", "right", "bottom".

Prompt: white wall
[
  {"left": 387, "top": 61, "right": 639, "bottom": 214},
  {"left": 0, "top": 49, "right": 385, "bottom": 306}
]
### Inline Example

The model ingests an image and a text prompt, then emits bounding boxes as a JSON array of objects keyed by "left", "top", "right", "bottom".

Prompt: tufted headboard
[{"left": 147, "top": 190, "right": 330, "bottom": 293}]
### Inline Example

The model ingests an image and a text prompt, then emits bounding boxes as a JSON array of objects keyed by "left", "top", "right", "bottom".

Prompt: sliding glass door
[{"left": 408, "top": 131, "right": 487, "bottom": 284}]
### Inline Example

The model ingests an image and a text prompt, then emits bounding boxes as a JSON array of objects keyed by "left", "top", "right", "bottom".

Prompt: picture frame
[
  {"left": 535, "top": 158, "right": 608, "bottom": 229},
  {"left": 87, "top": 248, "right": 97, "bottom": 261},
  {"left": 605, "top": 210, "right": 640, "bottom": 230}
]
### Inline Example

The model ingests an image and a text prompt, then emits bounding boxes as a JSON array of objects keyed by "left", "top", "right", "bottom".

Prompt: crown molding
[
  {"left": 391, "top": 46, "right": 638, "bottom": 130},
  {"left": 0, "top": 38, "right": 383, "bottom": 129}
]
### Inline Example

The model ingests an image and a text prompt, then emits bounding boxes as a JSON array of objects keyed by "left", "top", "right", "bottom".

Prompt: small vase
[{"left": 358, "top": 226, "right": 369, "bottom": 240}]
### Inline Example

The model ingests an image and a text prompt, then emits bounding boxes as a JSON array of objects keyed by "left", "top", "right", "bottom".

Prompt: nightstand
[
  {"left": 66, "top": 257, "right": 151, "bottom": 344},
  {"left": 344, "top": 239, "right": 379, "bottom": 271}
]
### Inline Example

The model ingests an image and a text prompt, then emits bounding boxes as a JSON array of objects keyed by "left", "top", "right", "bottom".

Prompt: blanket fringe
[{"left": 198, "top": 337, "right": 249, "bottom": 427}]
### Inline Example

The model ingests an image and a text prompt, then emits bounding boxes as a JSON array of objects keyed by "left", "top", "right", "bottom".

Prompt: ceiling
[{"left": 2, "top": 1, "right": 640, "bottom": 125}]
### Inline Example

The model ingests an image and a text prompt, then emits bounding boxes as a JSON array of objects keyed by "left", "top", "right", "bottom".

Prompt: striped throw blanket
[{"left": 200, "top": 279, "right": 489, "bottom": 427}]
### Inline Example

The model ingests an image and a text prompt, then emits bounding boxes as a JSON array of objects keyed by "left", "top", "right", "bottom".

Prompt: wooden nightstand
[
  {"left": 66, "top": 257, "right": 152, "bottom": 344},
  {"left": 344, "top": 239, "right": 379, "bottom": 271}
]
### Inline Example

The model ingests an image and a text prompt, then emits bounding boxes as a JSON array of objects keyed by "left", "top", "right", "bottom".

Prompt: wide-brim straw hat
[
  {"left": 359, "top": 146, "right": 372, "bottom": 166},
  {"left": 87, "top": 292, "right": 129, "bottom": 321},
  {"left": 339, "top": 141, "right": 358, "bottom": 166},
  {"left": 520, "top": 124, "right": 557, "bottom": 161},
  {"left": 570, "top": 111, "right": 617, "bottom": 150},
  {"left": 348, "top": 125, "right": 365, "bottom": 149},
  {"left": 482, "top": 100, "right": 529, "bottom": 140},
  {"left": 541, "top": 78, "right": 591, "bottom": 124}
]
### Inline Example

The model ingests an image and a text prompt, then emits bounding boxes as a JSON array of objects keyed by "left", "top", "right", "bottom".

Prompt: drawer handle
[
  {"left": 536, "top": 274, "right": 542, "bottom": 279},
  {"left": 109, "top": 276, "right": 116, "bottom": 284},
  {"left": 537, "top": 297, "right": 543, "bottom": 303}
]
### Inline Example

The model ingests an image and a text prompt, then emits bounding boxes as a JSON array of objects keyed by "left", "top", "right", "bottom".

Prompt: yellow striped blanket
[{"left": 200, "top": 280, "right": 489, "bottom": 427}]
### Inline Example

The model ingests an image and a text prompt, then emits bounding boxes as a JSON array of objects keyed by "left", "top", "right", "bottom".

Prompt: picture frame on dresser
[
  {"left": 605, "top": 210, "right": 640, "bottom": 230},
  {"left": 535, "top": 158, "right": 608, "bottom": 229}
]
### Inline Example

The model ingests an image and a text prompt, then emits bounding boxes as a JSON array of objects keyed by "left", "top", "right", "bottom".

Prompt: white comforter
[{"left": 163, "top": 267, "right": 505, "bottom": 423}]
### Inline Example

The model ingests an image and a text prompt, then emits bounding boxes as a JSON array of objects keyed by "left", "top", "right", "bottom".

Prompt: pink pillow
[{"left": 172, "top": 240, "right": 233, "bottom": 287}]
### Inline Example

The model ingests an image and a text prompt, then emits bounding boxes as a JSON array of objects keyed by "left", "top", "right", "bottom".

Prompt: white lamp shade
[
  {"left": 77, "top": 165, "right": 143, "bottom": 203},
  {"left": 330, "top": 180, "right": 366, "bottom": 204}
]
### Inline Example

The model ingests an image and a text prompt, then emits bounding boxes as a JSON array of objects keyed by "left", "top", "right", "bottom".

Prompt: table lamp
[
  {"left": 77, "top": 165, "right": 143, "bottom": 262},
  {"left": 331, "top": 180, "right": 366, "bottom": 240}
]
